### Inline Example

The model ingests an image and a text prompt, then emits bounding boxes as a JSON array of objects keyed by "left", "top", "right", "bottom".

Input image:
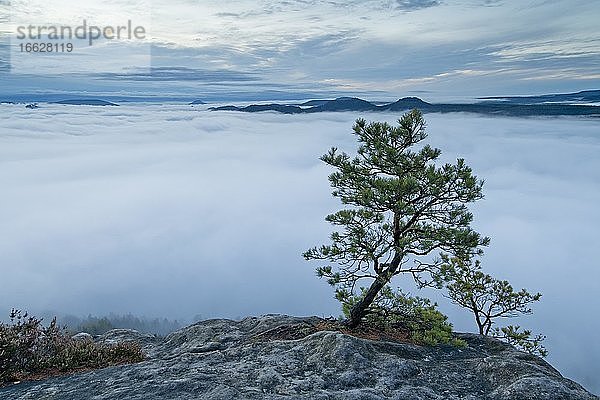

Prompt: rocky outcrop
[{"left": 1, "top": 315, "right": 597, "bottom": 400}]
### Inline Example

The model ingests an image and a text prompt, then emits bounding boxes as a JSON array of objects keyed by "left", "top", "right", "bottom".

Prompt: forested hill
[{"left": 209, "top": 96, "right": 600, "bottom": 117}]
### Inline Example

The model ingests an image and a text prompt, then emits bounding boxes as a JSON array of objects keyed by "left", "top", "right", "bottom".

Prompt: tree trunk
[
  {"left": 346, "top": 276, "right": 387, "bottom": 328},
  {"left": 346, "top": 253, "right": 403, "bottom": 328},
  {"left": 346, "top": 253, "right": 404, "bottom": 328}
]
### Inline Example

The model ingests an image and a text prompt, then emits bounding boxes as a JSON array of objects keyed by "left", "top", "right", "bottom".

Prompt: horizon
[{"left": 1, "top": 88, "right": 599, "bottom": 105}]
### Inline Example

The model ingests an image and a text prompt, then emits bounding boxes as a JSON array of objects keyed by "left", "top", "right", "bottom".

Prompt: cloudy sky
[
  {"left": 0, "top": 105, "right": 599, "bottom": 392},
  {"left": 1, "top": 0, "right": 599, "bottom": 100}
]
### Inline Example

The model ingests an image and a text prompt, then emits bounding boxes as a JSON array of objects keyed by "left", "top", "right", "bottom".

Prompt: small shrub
[
  {"left": 0, "top": 309, "right": 144, "bottom": 385},
  {"left": 492, "top": 325, "right": 548, "bottom": 357},
  {"left": 339, "top": 286, "right": 466, "bottom": 347},
  {"left": 434, "top": 256, "right": 547, "bottom": 356}
]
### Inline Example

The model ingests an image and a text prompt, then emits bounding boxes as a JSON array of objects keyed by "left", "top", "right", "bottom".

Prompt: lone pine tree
[{"left": 304, "top": 110, "right": 489, "bottom": 328}]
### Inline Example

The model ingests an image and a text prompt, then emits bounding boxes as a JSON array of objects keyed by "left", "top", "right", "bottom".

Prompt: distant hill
[
  {"left": 299, "top": 99, "right": 331, "bottom": 107},
  {"left": 384, "top": 97, "right": 433, "bottom": 111},
  {"left": 53, "top": 99, "right": 119, "bottom": 106},
  {"left": 210, "top": 95, "right": 600, "bottom": 117},
  {"left": 306, "top": 97, "right": 379, "bottom": 112},
  {"left": 479, "top": 90, "right": 600, "bottom": 104},
  {"left": 0, "top": 94, "right": 210, "bottom": 104},
  {"left": 210, "top": 104, "right": 305, "bottom": 114},
  {"left": 190, "top": 99, "right": 206, "bottom": 105}
]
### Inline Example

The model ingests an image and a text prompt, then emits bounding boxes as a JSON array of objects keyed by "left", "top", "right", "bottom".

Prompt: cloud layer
[
  {"left": 1, "top": 0, "right": 599, "bottom": 99},
  {"left": 0, "top": 105, "right": 599, "bottom": 393}
]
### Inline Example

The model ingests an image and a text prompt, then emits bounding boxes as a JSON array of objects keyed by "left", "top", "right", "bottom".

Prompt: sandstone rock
[
  {"left": 70, "top": 332, "right": 94, "bottom": 341},
  {"left": 1, "top": 315, "right": 597, "bottom": 400}
]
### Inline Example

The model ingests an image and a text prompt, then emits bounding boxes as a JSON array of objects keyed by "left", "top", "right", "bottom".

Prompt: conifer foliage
[{"left": 304, "top": 110, "right": 489, "bottom": 328}]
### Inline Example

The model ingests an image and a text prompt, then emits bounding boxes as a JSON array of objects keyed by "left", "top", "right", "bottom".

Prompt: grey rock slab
[{"left": 1, "top": 315, "right": 597, "bottom": 400}]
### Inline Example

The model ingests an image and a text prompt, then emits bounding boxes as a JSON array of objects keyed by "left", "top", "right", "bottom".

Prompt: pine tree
[
  {"left": 434, "top": 256, "right": 547, "bottom": 356},
  {"left": 304, "top": 110, "right": 489, "bottom": 328}
]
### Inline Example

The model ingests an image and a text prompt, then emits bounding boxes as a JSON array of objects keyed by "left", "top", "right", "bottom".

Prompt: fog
[{"left": 0, "top": 105, "right": 598, "bottom": 393}]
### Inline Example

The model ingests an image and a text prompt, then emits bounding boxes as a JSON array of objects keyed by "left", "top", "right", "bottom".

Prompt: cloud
[
  {"left": 95, "top": 67, "right": 260, "bottom": 82},
  {"left": 395, "top": 0, "right": 440, "bottom": 11},
  {"left": 0, "top": 105, "right": 599, "bottom": 393},
  {"left": 142, "top": 0, "right": 594, "bottom": 98},
  {"left": 0, "top": 44, "right": 9, "bottom": 73},
  {"left": 2, "top": 0, "right": 599, "bottom": 98}
]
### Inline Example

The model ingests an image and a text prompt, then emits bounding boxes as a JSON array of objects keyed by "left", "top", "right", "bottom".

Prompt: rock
[
  {"left": 98, "top": 328, "right": 162, "bottom": 356},
  {"left": 1, "top": 315, "right": 597, "bottom": 400},
  {"left": 71, "top": 332, "right": 94, "bottom": 341}
]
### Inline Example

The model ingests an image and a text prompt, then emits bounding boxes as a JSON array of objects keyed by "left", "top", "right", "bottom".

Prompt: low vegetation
[
  {"left": 0, "top": 309, "right": 144, "bottom": 386},
  {"left": 340, "top": 286, "right": 465, "bottom": 347}
]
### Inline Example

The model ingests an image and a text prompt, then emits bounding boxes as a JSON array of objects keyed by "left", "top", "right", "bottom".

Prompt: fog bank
[{"left": 0, "top": 105, "right": 598, "bottom": 393}]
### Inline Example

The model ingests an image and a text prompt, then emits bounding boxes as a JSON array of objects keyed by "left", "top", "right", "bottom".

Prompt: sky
[
  {"left": 0, "top": 105, "right": 599, "bottom": 393},
  {"left": 0, "top": 0, "right": 599, "bottom": 100}
]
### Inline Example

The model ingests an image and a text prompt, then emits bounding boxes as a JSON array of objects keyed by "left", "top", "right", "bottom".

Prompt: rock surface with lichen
[{"left": 1, "top": 315, "right": 597, "bottom": 400}]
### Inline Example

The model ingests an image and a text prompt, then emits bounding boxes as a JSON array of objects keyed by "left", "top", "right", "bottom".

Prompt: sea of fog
[{"left": 0, "top": 104, "right": 598, "bottom": 393}]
